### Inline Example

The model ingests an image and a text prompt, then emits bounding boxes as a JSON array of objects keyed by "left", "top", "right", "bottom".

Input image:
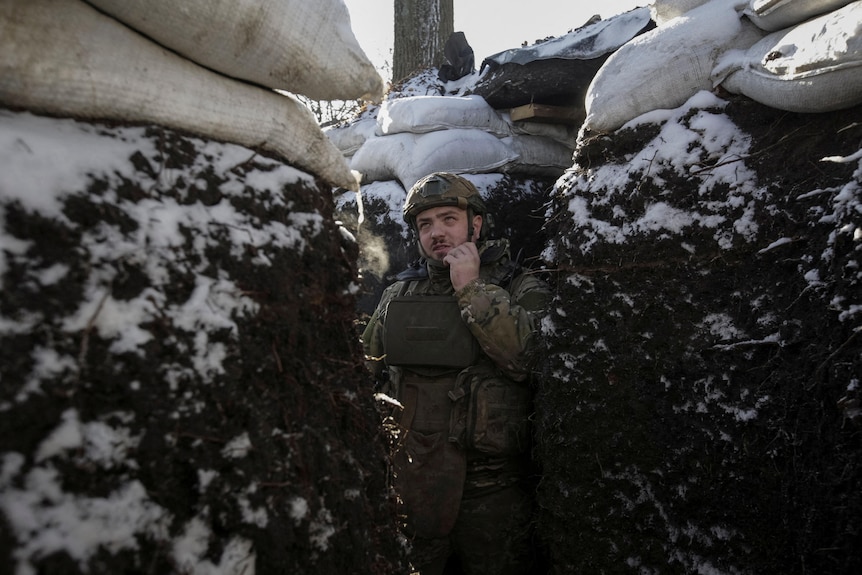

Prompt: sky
[{"left": 343, "top": 0, "right": 647, "bottom": 80}]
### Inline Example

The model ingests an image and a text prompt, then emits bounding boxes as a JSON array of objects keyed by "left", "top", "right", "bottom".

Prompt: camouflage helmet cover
[{"left": 403, "top": 172, "right": 487, "bottom": 225}]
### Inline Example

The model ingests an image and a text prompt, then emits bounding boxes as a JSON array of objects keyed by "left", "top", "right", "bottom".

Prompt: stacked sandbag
[
  {"left": 537, "top": 88, "right": 862, "bottom": 572},
  {"left": 325, "top": 113, "right": 381, "bottom": 159},
  {"left": 714, "top": 0, "right": 862, "bottom": 112},
  {"left": 1, "top": 0, "right": 383, "bottom": 190},
  {"left": 585, "top": 0, "right": 862, "bottom": 133},
  {"left": 742, "top": 0, "right": 854, "bottom": 31},
  {"left": 85, "top": 0, "right": 383, "bottom": 102},
  {"left": 0, "top": 111, "right": 408, "bottom": 574},
  {"left": 650, "top": 0, "right": 717, "bottom": 25},
  {"left": 583, "top": 0, "right": 766, "bottom": 133},
  {"left": 347, "top": 94, "right": 576, "bottom": 190}
]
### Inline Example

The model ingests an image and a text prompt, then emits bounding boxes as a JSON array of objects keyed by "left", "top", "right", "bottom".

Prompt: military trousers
[{"left": 408, "top": 477, "right": 536, "bottom": 575}]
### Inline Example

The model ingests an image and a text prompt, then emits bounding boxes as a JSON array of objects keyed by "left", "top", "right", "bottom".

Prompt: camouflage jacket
[{"left": 361, "top": 239, "right": 551, "bottom": 384}]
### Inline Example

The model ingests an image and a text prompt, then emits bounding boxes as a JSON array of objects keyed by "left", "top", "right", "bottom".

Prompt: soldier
[{"left": 361, "top": 172, "right": 551, "bottom": 574}]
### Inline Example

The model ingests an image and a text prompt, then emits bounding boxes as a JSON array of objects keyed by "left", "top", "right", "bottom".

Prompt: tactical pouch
[
  {"left": 394, "top": 384, "right": 466, "bottom": 539},
  {"left": 384, "top": 296, "right": 478, "bottom": 368},
  {"left": 449, "top": 366, "right": 531, "bottom": 456}
]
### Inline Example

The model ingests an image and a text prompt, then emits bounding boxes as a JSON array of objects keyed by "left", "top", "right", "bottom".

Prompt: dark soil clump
[
  {"left": 536, "top": 99, "right": 862, "bottom": 573},
  {"left": 0, "top": 114, "right": 408, "bottom": 575}
]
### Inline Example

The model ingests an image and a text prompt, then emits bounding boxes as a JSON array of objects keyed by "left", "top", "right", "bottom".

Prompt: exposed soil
[
  {"left": 536, "top": 97, "right": 862, "bottom": 574},
  {"left": 0, "top": 121, "right": 409, "bottom": 575}
]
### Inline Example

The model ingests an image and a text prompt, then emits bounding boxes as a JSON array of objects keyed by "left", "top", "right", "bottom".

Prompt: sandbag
[
  {"left": 505, "top": 118, "right": 579, "bottom": 148},
  {"left": 651, "top": 0, "right": 746, "bottom": 26},
  {"left": 583, "top": 1, "right": 766, "bottom": 133},
  {"left": 350, "top": 130, "right": 519, "bottom": 189},
  {"left": 716, "top": 1, "right": 862, "bottom": 112},
  {"left": 743, "top": 0, "right": 854, "bottom": 31},
  {"left": 481, "top": 7, "right": 653, "bottom": 67},
  {"left": 377, "top": 95, "right": 513, "bottom": 137},
  {"left": 325, "top": 116, "right": 380, "bottom": 157},
  {"left": 504, "top": 135, "right": 575, "bottom": 177},
  {"left": 85, "top": 0, "right": 383, "bottom": 102},
  {"left": 0, "top": 0, "right": 358, "bottom": 191}
]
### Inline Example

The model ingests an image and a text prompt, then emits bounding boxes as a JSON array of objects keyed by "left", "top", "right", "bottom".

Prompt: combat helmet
[{"left": 403, "top": 172, "right": 490, "bottom": 241}]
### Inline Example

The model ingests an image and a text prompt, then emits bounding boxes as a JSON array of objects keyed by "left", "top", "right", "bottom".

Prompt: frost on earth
[
  {"left": 0, "top": 112, "right": 407, "bottom": 575},
  {"left": 537, "top": 94, "right": 862, "bottom": 573}
]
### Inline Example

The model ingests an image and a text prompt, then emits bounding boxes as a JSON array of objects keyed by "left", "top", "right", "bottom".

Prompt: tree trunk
[{"left": 393, "top": 0, "right": 454, "bottom": 83}]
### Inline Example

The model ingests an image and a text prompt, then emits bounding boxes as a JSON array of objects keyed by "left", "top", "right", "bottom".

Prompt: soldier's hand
[{"left": 444, "top": 241, "right": 480, "bottom": 291}]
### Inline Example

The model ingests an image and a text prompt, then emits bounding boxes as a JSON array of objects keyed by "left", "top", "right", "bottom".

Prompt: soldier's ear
[{"left": 472, "top": 214, "right": 483, "bottom": 240}]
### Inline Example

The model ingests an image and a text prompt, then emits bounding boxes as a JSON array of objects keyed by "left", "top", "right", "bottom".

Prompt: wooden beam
[{"left": 509, "top": 103, "right": 585, "bottom": 125}]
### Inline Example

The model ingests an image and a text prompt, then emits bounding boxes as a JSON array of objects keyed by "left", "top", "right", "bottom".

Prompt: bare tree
[
  {"left": 393, "top": 0, "right": 454, "bottom": 83},
  {"left": 295, "top": 95, "right": 363, "bottom": 128}
]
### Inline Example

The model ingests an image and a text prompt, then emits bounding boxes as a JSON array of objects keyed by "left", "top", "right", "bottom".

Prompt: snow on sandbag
[
  {"left": 325, "top": 115, "right": 380, "bottom": 157},
  {"left": 481, "top": 7, "right": 653, "bottom": 68},
  {"left": 715, "top": 1, "right": 862, "bottom": 113},
  {"left": 472, "top": 8, "right": 654, "bottom": 110},
  {"left": 0, "top": 0, "right": 358, "bottom": 191},
  {"left": 377, "top": 95, "right": 513, "bottom": 136},
  {"left": 378, "top": 94, "right": 579, "bottom": 149},
  {"left": 349, "top": 134, "right": 416, "bottom": 184},
  {"left": 743, "top": 0, "right": 854, "bottom": 32},
  {"left": 350, "top": 130, "right": 519, "bottom": 189},
  {"left": 583, "top": 1, "right": 766, "bottom": 133},
  {"left": 86, "top": 0, "right": 383, "bottom": 102},
  {"left": 651, "top": 0, "right": 744, "bottom": 26}
]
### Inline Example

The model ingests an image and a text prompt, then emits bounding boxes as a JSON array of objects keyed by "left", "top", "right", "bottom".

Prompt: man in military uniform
[{"left": 361, "top": 172, "right": 551, "bottom": 574}]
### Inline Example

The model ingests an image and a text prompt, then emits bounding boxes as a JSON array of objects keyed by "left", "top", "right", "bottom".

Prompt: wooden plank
[{"left": 509, "top": 103, "right": 585, "bottom": 125}]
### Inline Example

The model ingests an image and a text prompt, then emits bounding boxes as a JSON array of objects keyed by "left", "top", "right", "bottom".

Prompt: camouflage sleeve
[{"left": 455, "top": 272, "right": 551, "bottom": 381}]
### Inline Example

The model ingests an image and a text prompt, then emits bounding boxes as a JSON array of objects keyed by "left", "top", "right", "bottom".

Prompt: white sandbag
[
  {"left": 325, "top": 116, "right": 380, "bottom": 157},
  {"left": 651, "top": 0, "right": 746, "bottom": 26},
  {"left": 583, "top": 1, "right": 766, "bottom": 133},
  {"left": 743, "top": 0, "right": 854, "bottom": 32},
  {"left": 85, "top": 0, "right": 383, "bottom": 102},
  {"left": 715, "top": 1, "right": 862, "bottom": 112},
  {"left": 350, "top": 130, "right": 519, "bottom": 190},
  {"left": 349, "top": 135, "right": 414, "bottom": 184},
  {"left": 378, "top": 95, "right": 513, "bottom": 136},
  {"left": 0, "top": 0, "right": 358, "bottom": 191}
]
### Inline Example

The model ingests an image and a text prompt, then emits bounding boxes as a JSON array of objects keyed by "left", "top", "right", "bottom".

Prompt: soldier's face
[{"left": 415, "top": 206, "right": 482, "bottom": 261}]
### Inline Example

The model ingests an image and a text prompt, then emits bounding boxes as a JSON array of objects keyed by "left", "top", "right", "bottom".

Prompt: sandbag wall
[
  {"left": 1, "top": 0, "right": 383, "bottom": 190},
  {"left": 536, "top": 91, "right": 862, "bottom": 572},
  {"left": 0, "top": 114, "right": 408, "bottom": 574},
  {"left": 584, "top": 0, "right": 861, "bottom": 133},
  {"left": 337, "top": 90, "right": 577, "bottom": 191}
]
